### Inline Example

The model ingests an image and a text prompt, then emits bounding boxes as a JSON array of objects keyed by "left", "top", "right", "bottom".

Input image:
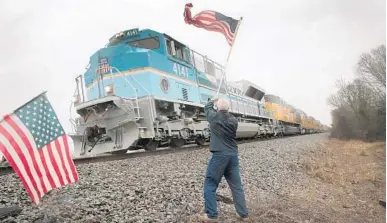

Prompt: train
[{"left": 69, "top": 28, "right": 329, "bottom": 158}]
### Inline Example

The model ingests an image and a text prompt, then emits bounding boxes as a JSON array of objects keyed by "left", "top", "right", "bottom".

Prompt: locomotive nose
[{"left": 69, "top": 120, "right": 140, "bottom": 158}]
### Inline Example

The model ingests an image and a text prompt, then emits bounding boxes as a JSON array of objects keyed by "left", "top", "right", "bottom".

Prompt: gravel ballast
[{"left": 0, "top": 134, "right": 328, "bottom": 222}]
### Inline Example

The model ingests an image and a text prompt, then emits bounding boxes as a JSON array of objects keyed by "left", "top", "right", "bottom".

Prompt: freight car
[{"left": 69, "top": 28, "right": 326, "bottom": 158}]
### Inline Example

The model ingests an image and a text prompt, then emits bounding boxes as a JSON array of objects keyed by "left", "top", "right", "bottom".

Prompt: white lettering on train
[{"left": 173, "top": 63, "right": 189, "bottom": 78}]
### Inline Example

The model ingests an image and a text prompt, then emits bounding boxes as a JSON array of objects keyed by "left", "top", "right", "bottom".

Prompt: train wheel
[
  {"left": 195, "top": 137, "right": 206, "bottom": 146},
  {"left": 144, "top": 140, "right": 158, "bottom": 151},
  {"left": 170, "top": 138, "right": 185, "bottom": 148}
]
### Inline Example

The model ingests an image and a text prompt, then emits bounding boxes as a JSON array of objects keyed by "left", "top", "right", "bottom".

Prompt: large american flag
[
  {"left": 184, "top": 3, "right": 240, "bottom": 45},
  {"left": 0, "top": 92, "right": 79, "bottom": 204}
]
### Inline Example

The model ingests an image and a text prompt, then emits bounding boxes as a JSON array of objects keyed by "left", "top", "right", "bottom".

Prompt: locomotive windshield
[{"left": 126, "top": 36, "right": 160, "bottom": 50}]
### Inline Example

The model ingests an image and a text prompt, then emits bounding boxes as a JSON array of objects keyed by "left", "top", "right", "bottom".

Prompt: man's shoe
[
  {"left": 198, "top": 214, "right": 218, "bottom": 222},
  {"left": 236, "top": 213, "right": 249, "bottom": 222}
]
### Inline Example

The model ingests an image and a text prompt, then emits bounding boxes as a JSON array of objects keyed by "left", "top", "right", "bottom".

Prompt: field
[{"left": 246, "top": 138, "right": 386, "bottom": 223}]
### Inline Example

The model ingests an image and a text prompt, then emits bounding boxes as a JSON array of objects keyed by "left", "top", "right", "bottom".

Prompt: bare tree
[
  {"left": 328, "top": 45, "right": 386, "bottom": 141},
  {"left": 357, "top": 44, "right": 386, "bottom": 99}
]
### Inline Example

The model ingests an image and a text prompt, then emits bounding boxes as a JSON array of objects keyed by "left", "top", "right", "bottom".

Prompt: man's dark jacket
[{"left": 204, "top": 100, "right": 238, "bottom": 154}]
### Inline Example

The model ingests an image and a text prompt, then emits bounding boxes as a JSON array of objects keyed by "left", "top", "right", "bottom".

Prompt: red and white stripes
[
  {"left": 192, "top": 10, "right": 235, "bottom": 45},
  {"left": 0, "top": 114, "right": 78, "bottom": 204},
  {"left": 184, "top": 4, "right": 237, "bottom": 46}
]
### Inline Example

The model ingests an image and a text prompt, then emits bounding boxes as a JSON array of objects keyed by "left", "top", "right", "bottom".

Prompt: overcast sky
[{"left": 0, "top": 0, "right": 385, "bottom": 132}]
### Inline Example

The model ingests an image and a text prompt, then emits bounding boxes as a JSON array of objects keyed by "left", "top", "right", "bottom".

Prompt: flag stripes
[
  {"left": 184, "top": 4, "right": 240, "bottom": 46},
  {"left": 0, "top": 110, "right": 78, "bottom": 204},
  {"left": 192, "top": 10, "right": 235, "bottom": 45}
]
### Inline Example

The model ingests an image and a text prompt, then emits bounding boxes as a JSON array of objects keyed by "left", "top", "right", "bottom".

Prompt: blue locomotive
[{"left": 69, "top": 28, "right": 322, "bottom": 158}]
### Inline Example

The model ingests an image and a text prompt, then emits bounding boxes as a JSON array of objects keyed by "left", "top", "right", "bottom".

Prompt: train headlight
[{"left": 104, "top": 85, "right": 114, "bottom": 95}]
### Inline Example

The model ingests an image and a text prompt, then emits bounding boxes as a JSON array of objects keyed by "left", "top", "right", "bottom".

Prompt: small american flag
[
  {"left": 184, "top": 3, "right": 240, "bottom": 45},
  {"left": 0, "top": 92, "right": 79, "bottom": 204}
]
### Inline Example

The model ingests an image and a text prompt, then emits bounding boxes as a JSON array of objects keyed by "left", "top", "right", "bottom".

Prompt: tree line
[{"left": 328, "top": 44, "right": 386, "bottom": 141}]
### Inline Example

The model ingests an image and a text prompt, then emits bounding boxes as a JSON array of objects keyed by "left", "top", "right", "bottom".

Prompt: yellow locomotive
[{"left": 263, "top": 94, "right": 323, "bottom": 134}]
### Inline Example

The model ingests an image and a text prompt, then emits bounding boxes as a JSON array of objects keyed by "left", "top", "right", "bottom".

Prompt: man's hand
[{"left": 210, "top": 95, "right": 219, "bottom": 102}]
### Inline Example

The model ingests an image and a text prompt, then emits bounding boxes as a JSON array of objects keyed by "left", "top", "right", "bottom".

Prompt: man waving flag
[
  {"left": 0, "top": 91, "right": 79, "bottom": 204},
  {"left": 184, "top": 3, "right": 241, "bottom": 46}
]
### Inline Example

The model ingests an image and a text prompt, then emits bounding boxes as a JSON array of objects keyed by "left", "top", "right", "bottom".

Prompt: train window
[
  {"left": 166, "top": 39, "right": 190, "bottom": 63},
  {"left": 166, "top": 39, "right": 174, "bottom": 55},
  {"left": 126, "top": 37, "right": 160, "bottom": 49}
]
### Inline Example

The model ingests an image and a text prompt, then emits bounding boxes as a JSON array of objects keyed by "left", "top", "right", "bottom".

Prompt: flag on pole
[
  {"left": 0, "top": 92, "right": 79, "bottom": 204},
  {"left": 184, "top": 3, "right": 241, "bottom": 46}
]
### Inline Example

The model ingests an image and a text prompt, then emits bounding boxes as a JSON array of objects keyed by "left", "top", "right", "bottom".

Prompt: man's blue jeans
[{"left": 204, "top": 152, "right": 248, "bottom": 219}]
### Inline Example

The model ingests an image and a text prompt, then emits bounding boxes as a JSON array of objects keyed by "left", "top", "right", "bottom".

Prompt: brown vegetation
[{"left": 299, "top": 139, "right": 386, "bottom": 223}]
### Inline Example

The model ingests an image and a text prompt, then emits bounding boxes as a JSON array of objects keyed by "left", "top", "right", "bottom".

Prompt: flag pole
[{"left": 215, "top": 16, "right": 243, "bottom": 96}]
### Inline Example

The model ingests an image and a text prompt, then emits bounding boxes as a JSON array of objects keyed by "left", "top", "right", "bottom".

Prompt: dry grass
[
  {"left": 304, "top": 139, "right": 385, "bottom": 187},
  {"left": 299, "top": 139, "right": 386, "bottom": 222}
]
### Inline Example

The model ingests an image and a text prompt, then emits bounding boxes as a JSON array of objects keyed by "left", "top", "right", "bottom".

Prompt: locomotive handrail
[
  {"left": 127, "top": 74, "right": 155, "bottom": 123},
  {"left": 69, "top": 118, "right": 77, "bottom": 132},
  {"left": 110, "top": 67, "right": 141, "bottom": 118},
  {"left": 110, "top": 66, "right": 155, "bottom": 125},
  {"left": 69, "top": 85, "right": 80, "bottom": 133}
]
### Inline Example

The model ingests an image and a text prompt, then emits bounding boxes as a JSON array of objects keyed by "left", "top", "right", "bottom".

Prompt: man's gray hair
[{"left": 216, "top": 98, "right": 230, "bottom": 111}]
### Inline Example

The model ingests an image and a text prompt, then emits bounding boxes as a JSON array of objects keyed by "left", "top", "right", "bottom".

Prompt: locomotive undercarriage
[
  {"left": 150, "top": 99, "right": 283, "bottom": 147},
  {"left": 70, "top": 95, "right": 286, "bottom": 158}
]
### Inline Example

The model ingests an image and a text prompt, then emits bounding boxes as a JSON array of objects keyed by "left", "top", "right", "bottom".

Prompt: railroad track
[{"left": 0, "top": 133, "right": 322, "bottom": 177}]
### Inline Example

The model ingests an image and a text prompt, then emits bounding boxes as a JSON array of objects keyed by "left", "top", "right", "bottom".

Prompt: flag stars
[{"left": 17, "top": 95, "right": 64, "bottom": 148}]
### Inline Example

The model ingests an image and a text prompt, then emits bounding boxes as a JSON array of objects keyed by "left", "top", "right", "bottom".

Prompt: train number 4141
[{"left": 173, "top": 63, "right": 189, "bottom": 78}]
